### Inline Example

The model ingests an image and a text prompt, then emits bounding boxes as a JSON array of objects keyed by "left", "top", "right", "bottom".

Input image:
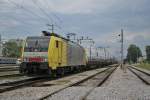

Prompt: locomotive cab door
[{"left": 56, "top": 40, "right": 62, "bottom": 66}]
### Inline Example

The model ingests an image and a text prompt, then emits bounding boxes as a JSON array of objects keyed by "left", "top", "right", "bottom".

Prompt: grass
[{"left": 136, "top": 63, "right": 150, "bottom": 71}]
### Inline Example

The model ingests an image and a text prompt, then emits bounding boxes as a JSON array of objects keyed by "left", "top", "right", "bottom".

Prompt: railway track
[
  {"left": 0, "top": 64, "right": 18, "bottom": 67},
  {"left": 0, "top": 76, "right": 50, "bottom": 93},
  {"left": 0, "top": 73, "right": 24, "bottom": 78},
  {"left": 39, "top": 65, "right": 118, "bottom": 100},
  {"left": 0, "top": 67, "right": 108, "bottom": 93},
  {"left": 0, "top": 64, "right": 19, "bottom": 72},
  {"left": 130, "top": 66, "right": 150, "bottom": 76},
  {"left": 0, "top": 67, "right": 19, "bottom": 72},
  {"left": 73, "top": 66, "right": 117, "bottom": 100},
  {"left": 128, "top": 66, "right": 150, "bottom": 85},
  {"left": 0, "top": 64, "right": 118, "bottom": 100}
]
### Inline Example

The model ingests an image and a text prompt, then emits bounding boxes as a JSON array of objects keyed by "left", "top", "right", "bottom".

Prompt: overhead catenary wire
[
  {"left": 44, "top": 0, "right": 63, "bottom": 24},
  {"left": 31, "top": 0, "right": 54, "bottom": 24},
  {"left": 43, "top": 0, "right": 69, "bottom": 34},
  {"left": 39, "top": 0, "right": 63, "bottom": 31},
  {"left": 31, "top": 0, "right": 62, "bottom": 31},
  {"left": 20, "top": 0, "right": 24, "bottom": 8},
  {"left": 6, "top": 0, "right": 66, "bottom": 35},
  {"left": 7, "top": 0, "right": 50, "bottom": 24},
  {"left": 5, "top": 0, "right": 55, "bottom": 33},
  {"left": 1, "top": 0, "right": 52, "bottom": 38},
  {"left": 42, "top": 0, "right": 63, "bottom": 29}
]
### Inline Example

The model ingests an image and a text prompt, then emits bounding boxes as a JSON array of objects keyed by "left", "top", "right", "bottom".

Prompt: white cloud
[
  {"left": 0, "top": 0, "right": 150, "bottom": 58},
  {"left": 125, "top": 31, "right": 150, "bottom": 42},
  {"left": 44, "top": 0, "right": 98, "bottom": 14},
  {"left": 3, "top": 0, "right": 119, "bottom": 14},
  {"left": 0, "top": 19, "right": 20, "bottom": 28}
]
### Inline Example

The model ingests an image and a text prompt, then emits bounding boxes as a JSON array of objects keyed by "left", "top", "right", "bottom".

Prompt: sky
[{"left": 0, "top": 0, "right": 150, "bottom": 59}]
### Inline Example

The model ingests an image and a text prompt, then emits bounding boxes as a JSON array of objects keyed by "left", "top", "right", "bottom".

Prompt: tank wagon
[
  {"left": 87, "top": 58, "right": 115, "bottom": 68},
  {"left": 20, "top": 32, "right": 86, "bottom": 75}
]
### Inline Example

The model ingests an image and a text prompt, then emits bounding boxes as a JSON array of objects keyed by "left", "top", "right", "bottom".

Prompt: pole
[
  {"left": 104, "top": 48, "right": 106, "bottom": 60},
  {"left": 136, "top": 48, "right": 138, "bottom": 63},
  {"left": 96, "top": 48, "right": 99, "bottom": 58},
  {"left": 52, "top": 24, "right": 54, "bottom": 33},
  {"left": 120, "top": 29, "right": 125, "bottom": 72},
  {"left": 0, "top": 34, "right": 1, "bottom": 44},
  {"left": 90, "top": 45, "right": 92, "bottom": 60},
  {"left": 0, "top": 34, "right": 2, "bottom": 57},
  {"left": 47, "top": 24, "right": 54, "bottom": 33},
  {"left": 121, "top": 29, "right": 123, "bottom": 65}
]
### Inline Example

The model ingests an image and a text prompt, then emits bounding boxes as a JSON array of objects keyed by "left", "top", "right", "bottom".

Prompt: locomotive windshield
[{"left": 24, "top": 36, "right": 50, "bottom": 52}]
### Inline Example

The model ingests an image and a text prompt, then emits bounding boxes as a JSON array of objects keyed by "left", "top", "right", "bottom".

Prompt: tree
[
  {"left": 146, "top": 46, "right": 150, "bottom": 62},
  {"left": 2, "top": 41, "right": 22, "bottom": 58},
  {"left": 126, "top": 44, "right": 142, "bottom": 63}
]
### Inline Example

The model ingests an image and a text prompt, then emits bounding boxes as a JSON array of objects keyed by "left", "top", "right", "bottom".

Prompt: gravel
[
  {"left": 0, "top": 86, "right": 65, "bottom": 100},
  {"left": 1, "top": 66, "right": 149, "bottom": 100},
  {"left": 87, "top": 67, "right": 150, "bottom": 100},
  {"left": 0, "top": 76, "right": 30, "bottom": 84},
  {"left": 129, "top": 67, "right": 150, "bottom": 84},
  {"left": 46, "top": 87, "right": 92, "bottom": 100},
  {"left": 132, "top": 66, "right": 150, "bottom": 74},
  {"left": 47, "top": 67, "right": 150, "bottom": 100},
  {"left": 0, "top": 68, "right": 107, "bottom": 100},
  {"left": 0, "top": 71, "right": 19, "bottom": 76}
]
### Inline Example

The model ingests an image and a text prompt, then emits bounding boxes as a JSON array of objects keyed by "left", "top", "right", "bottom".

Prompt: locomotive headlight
[
  {"left": 23, "top": 58, "right": 26, "bottom": 62},
  {"left": 44, "top": 58, "right": 48, "bottom": 62},
  {"left": 23, "top": 58, "right": 29, "bottom": 62}
]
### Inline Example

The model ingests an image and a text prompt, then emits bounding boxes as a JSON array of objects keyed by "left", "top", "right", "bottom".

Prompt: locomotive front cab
[{"left": 20, "top": 36, "right": 50, "bottom": 74}]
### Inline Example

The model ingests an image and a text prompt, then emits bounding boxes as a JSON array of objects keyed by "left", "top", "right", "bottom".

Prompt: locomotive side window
[{"left": 56, "top": 40, "right": 59, "bottom": 48}]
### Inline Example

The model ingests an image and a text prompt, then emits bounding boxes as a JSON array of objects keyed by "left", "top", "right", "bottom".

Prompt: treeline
[
  {"left": 2, "top": 41, "right": 22, "bottom": 58},
  {"left": 126, "top": 44, "right": 150, "bottom": 63},
  {"left": 146, "top": 46, "right": 150, "bottom": 63}
]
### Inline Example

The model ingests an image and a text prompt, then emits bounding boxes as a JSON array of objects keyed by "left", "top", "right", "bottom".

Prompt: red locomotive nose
[{"left": 29, "top": 57, "right": 43, "bottom": 62}]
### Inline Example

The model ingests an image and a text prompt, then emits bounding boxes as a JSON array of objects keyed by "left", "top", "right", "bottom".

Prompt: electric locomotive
[{"left": 20, "top": 32, "right": 87, "bottom": 75}]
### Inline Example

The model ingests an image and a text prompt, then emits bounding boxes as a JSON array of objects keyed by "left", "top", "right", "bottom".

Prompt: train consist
[{"left": 20, "top": 31, "right": 115, "bottom": 75}]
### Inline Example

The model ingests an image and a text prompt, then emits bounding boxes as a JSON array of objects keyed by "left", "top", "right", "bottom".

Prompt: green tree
[
  {"left": 126, "top": 44, "right": 142, "bottom": 63},
  {"left": 146, "top": 46, "right": 150, "bottom": 62},
  {"left": 2, "top": 41, "right": 22, "bottom": 57}
]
